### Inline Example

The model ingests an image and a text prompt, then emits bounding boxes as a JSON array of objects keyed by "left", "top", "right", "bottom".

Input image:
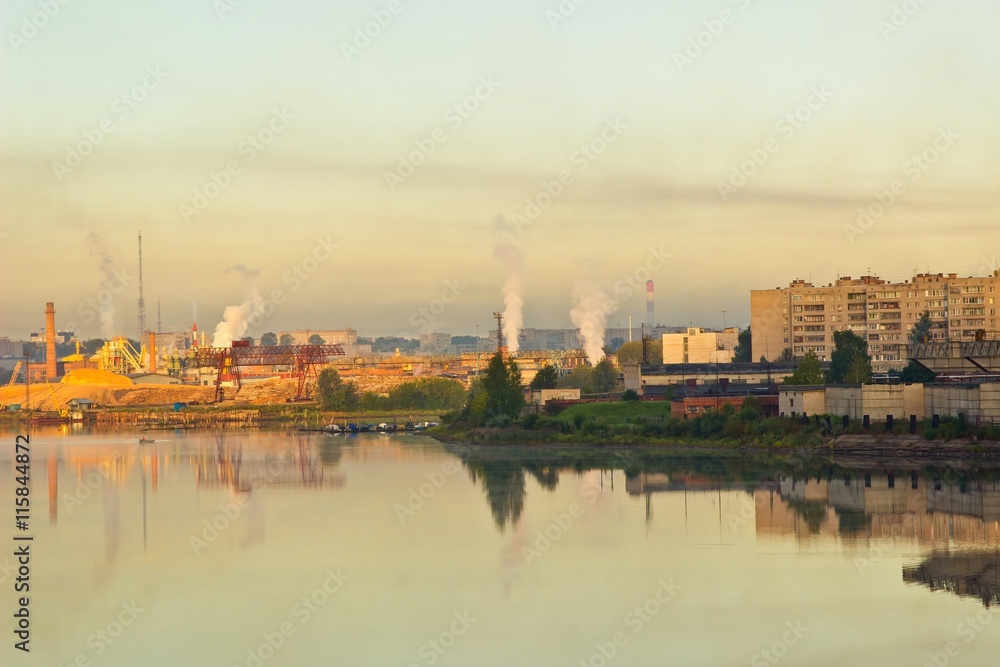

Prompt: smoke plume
[
  {"left": 570, "top": 280, "right": 616, "bottom": 365},
  {"left": 212, "top": 265, "right": 265, "bottom": 347},
  {"left": 493, "top": 243, "right": 524, "bottom": 353},
  {"left": 85, "top": 232, "right": 117, "bottom": 338}
]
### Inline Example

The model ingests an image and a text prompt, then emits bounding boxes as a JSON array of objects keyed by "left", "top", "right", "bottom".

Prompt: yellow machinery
[{"left": 95, "top": 337, "right": 146, "bottom": 374}]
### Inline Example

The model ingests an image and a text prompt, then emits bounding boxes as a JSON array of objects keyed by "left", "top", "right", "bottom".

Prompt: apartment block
[{"left": 752, "top": 271, "right": 1000, "bottom": 373}]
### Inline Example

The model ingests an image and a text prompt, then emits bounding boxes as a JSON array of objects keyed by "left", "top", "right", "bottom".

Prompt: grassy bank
[{"left": 435, "top": 399, "right": 1000, "bottom": 449}]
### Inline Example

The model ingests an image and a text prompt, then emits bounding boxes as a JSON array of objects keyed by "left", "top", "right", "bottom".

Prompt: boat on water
[{"left": 138, "top": 437, "right": 155, "bottom": 445}]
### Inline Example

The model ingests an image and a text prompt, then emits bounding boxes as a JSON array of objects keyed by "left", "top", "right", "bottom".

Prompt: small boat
[{"left": 138, "top": 437, "right": 155, "bottom": 445}]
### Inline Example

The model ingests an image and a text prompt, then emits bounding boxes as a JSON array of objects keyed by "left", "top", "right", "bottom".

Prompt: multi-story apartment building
[
  {"left": 752, "top": 271, "right": 1000, "bottom": 373},
  {"left": 663, "top": 327, "right": 740, "bottom": 364}
]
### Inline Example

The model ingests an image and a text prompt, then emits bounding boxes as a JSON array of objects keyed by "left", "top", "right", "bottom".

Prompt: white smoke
[
  {"left": 85, "top": 232, "right": 117, "bottom": 339},
  {"left": 212, "top": 265, "right": 265, "bottom": 347},
  {"left": 493, "top": 243, "right": 524, "bottom": 353},
  {"left": 570, "top": 280, "right": 616, "bottom": 365}
]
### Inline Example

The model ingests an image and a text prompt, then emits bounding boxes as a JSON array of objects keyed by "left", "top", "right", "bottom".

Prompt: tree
[
  {"left": 784, "top": 350, "right": 824, "bottom": 385},
  {"left": 732, "top": 327, "right": 752, "bottom": 363},
  {"left": 622, "top": 389, "right": 640, "bottom": 402},
  {"left": 240, "top": 336, "right": 254, "bottom": 344},
  {"left": 308, "top": 334, "right": 325, "bottom": 345},
  {"left": 593, "top": 358, "right": 618, "bottom": 395},
  {"left": 481, "top": 351, "right": 525, "bottom": 425},
  {"left": 260, "top": 332, "right": 278, "bottom": 346},
  {"left": 778, "top": 348, "right": 794, "bottom": 362},
  {"left": 616, "top": 340, "right": 663, "bottom": 365},
  {"left": 529, "top": 364, "right": 559, "bottom": 390},
  {"left": 316, "top": 368, "right": 359, "bottom": 410},
  {"left": 279, "top": 333, "right": 295, "bottom": 346},
  {"left": 900, "top": 360, "right": 936, "bottom": 384},
  {"left": 910, "top": 310, "right": 932, "bottom": 345},
  {"left": 558, "top": 366, "right": 594, "bottom": 394},
  {"left": 828, "top": 330, "right": 871, "bottom": 384}
]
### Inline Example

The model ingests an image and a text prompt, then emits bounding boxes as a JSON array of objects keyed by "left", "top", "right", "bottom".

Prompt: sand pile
[{"left": 61, "top": 369, "right": 134, "bottom": 387}]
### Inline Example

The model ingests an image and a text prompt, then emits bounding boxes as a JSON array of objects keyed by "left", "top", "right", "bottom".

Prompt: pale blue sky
[{"left": 1, "top": 0, "right": 998, "bottom": 338}]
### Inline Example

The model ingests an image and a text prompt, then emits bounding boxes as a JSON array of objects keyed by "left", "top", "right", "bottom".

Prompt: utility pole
[
  {"left": 493, "top": 311, "right": 504, "bottom": 352},
  {"left": 156, "top": 298, "right": 162, "bottom": 335},
  {"left": 721, "top": 310, "right": 728, "bottom": 330}
]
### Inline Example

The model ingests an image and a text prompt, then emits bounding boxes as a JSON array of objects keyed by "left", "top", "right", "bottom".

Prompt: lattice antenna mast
[
  {"left": 493, "top": 311, "right": 504, "bottom": 352},
  {"left": 137, "top": 231, "right": 146, "bottom": 337}
]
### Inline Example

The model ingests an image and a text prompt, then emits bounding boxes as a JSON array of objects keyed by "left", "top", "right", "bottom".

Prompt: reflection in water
[
  {"left": 905, "top": 552, "right": 1000, "bottom": 608},
  {"left": 451, "top": 446, "right": 1000, "bottom": 548},
  {"left": 464, "top": 460, "right": 562, "bottom": 531}
]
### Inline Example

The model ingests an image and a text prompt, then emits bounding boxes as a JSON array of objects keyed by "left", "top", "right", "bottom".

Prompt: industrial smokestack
[
  {"left": 45, "top": 302, "right": 57, "bottom": 378},
  {"left": 149, "top": 331, "right": 157, "bottom": 374},
  {"left": 646, "top": 281, "right": 654, "bottom": 326}
]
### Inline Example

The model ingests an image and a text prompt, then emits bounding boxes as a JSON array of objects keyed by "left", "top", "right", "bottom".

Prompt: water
[{"left": 2, "top": 428, "right": 1000, "bottom": 666}]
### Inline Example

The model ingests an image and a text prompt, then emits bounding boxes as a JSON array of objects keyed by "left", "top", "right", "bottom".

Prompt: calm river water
[{"left": 2, "top": 428, "right": 999, "bottom": 666}]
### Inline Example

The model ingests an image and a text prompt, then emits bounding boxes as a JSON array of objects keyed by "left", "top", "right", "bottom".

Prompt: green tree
[
  {"left": 910, "top": 310, "right": 933, "bottom": 344},
  {"left": 240, "top": 336, "right": 254, "bottom": 344},
  {"left": 779, "top": 348, "right": 794, "bottom": 362},
  {"left": 308, "top": 334, "right": 325, "bottom": 345},
  {"left": 900, "top": 360, "right": 936, "bottom": 384},
  {"left": 732, "top": 327, "right": 752, "bottom": 363},
  {"left": 481, "top": 352, "right": 524, "bottom": 425},
  {"left": 316, "top": 368, "right": 359, "bottom": 410},
  {"left": 529, "top": 364, "right": 559, "bottom": 390},
  {"left": 784, "top": 350, "right": 824, "bottom": 385},
  {"left": 616, "top": 339, "right": 663, "bottom": 365},
  {"left": 828, "top": 330, "right": 872, "bottom": 384},
  {"left": 260, "top": 332, "right": 278, "bottom": 346},
  {"left": 593, "top": 358, "right": 618, "bottom": 395},
  {"left": 279, "top": 333, "right": 295, "bottom": 346},
  {"left": 558, "top": 366, "right": 595, "bottom": 394}
]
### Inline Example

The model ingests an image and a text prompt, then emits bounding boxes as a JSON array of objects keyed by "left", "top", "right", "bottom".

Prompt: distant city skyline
[{"left": 2, "top": 0, "right": 998, "bottom": 339}]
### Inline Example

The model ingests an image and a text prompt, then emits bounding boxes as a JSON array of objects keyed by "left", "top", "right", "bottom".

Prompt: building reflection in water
[
  {"left": 43, "top": 432, "right": 352, "bottom": 565},
  {"left": 904, "top": 551, "right": 1000, "bottom": 608}
]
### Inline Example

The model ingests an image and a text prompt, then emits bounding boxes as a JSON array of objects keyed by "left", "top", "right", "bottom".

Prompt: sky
[{"left": 1, "top": 0, "right": 998, "bottom": 340}]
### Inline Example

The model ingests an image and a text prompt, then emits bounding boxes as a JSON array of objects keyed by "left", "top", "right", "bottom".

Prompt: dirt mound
[{"left": 61, "top": 369, "right": 133, "bottom": 387}]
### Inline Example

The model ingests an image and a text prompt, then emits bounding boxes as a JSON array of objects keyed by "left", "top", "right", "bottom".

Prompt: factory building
[
  {"left": 0, "top": 337, "right": 24, "bottom": 358},
  {"left": 663, "top": 327, "right": 740, "bottom": 364},
  {"left": 419, "top": 333, "right": 452, "bottom": 354},
  {"left": 276, "top": 329, "right": 358, "bottom": 346}
]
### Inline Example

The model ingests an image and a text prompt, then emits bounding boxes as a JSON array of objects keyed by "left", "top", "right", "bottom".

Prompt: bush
[{"left": 622, "top": 389, "right": 641, "bottom": 402}]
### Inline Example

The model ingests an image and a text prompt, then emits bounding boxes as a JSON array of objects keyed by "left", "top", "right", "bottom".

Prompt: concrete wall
[
  {"left": 982, "top": 384, "right": 1000, "bottom": 425},
  {"left": 532, "top": 388, "right": 581, "bottom": 405},
  {"left": 925, "top": 386, "right": 981, "bottom": 422},
  {"left": 825, "top": 386, "right": 864, "bottom": 420},
  {"left": 779, "top": 388, "right": 826, "bottom": 417}
]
